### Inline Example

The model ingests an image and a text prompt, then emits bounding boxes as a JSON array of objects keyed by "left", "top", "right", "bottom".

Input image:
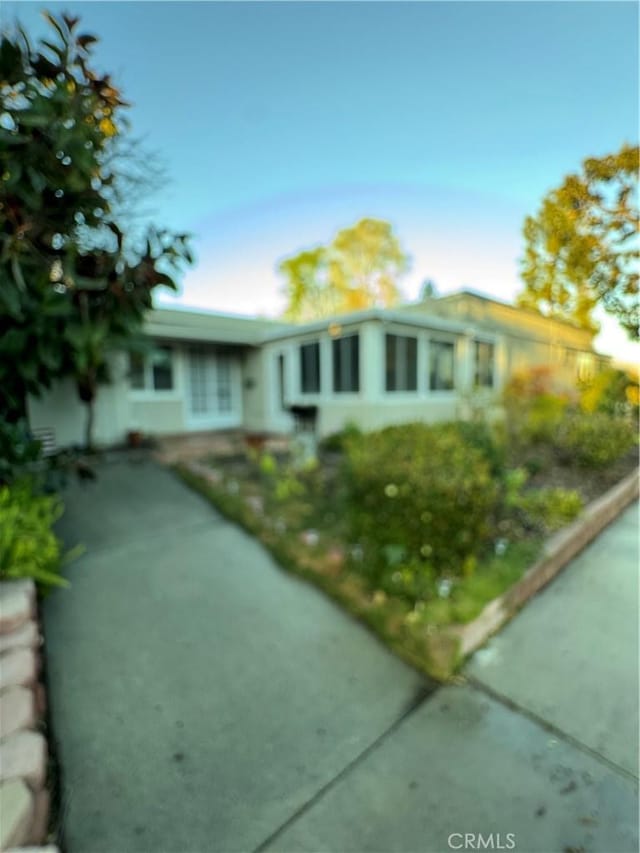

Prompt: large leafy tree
[
  {"left": 0, "top": 12, "right": 192, "bottom": 446},
  {"left": 517, "top": 144, "right": 639, "bottom": 339},
  {"left": 279, "top": 218, "right": 409, "bottom": 321}
]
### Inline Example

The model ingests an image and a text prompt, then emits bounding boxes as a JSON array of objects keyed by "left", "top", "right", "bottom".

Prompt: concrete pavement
[
  {"left": 45, "top": 459, "right": 639, "bottom": 853},
  {"left": 44, "top": 459, "right": 426, "bottom": 853}
]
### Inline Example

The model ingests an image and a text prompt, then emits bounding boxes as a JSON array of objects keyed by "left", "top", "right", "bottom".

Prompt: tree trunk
[{"left": 84, "top": 398, "right": 95, "bottom": 452}]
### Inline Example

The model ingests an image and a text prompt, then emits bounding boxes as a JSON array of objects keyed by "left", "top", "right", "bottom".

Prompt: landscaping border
[
  {"left": 0, "top": 580, "right": 60, "bottom": 853},
  {"left": 450, "top": 467, "right": 639, "bottom": 657}
]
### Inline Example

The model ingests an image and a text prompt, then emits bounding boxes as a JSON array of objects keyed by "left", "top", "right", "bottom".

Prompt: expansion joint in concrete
[
  {"left": 253, "top": 681, "right": 438, "bottom": 853},
  {"left": 465, "top": 674, "right": 639, "bottom": 784}
]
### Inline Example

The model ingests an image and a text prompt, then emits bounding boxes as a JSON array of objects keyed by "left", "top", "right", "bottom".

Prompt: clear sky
[{"left": 3, "top": 1, "right": 639, "bottom": 361}]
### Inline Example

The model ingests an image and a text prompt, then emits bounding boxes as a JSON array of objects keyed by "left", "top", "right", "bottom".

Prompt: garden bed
[{"left": 175, "top": 414, "right": 637, "bottom": 681}]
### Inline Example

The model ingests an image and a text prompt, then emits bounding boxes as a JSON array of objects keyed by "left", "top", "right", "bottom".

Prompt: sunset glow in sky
[{"left": 3, "top": 1, "right": 639, "bottom": 361}]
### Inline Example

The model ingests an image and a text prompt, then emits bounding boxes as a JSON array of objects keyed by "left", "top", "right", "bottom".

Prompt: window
[
  {"left": 429, "top": 340, "right": 455, "bottom": 391},
  {"left": 386, "top": 334, "right": 417, "bottom": 392},
  {"left": 217, "top": 358, "right": 232, "bottom": 412},
  {"left": 333, "top": 334, "right": 359, "bottom": 392},
  {"left": 300, "top": 341, "right": 321, "bottom": 393},
  {"left": 151, "top": 346, "right": 173, "bottom": 390},
  {"left": 189, "top": 351, "right": 209, "bottom": 413},
  {"left": 474, "top": 341, "right": 495, "bottom": 388},
  {"left": 129, "top": 345, "right": 174, "bottom": 391}
]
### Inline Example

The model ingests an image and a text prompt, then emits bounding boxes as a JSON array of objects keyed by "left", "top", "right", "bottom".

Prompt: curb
[{"left": 451, "top": 468, "right": 639, "bottom": 658}]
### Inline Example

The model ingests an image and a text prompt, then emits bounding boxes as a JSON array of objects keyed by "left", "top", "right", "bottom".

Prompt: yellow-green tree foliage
[
  {"left": 279, "top": 218, "right": 409, "bottom": 321},
  {"left": 518, "top": 144, "right": 639, "bottom": 339}
]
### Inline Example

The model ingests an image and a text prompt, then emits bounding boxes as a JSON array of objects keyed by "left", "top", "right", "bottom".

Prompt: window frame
[
  {"left": 473, "top": 339, "right": 495, "bottom": 389},
  {"left": 428, "top": 338, "right": 456, "bottom": 392},
  {"left": 385, "top": 332, "right": 418, "bottom": 393},
  {"left": 299, "top": 340, "right": 321, "bottom": 394},
  {"left": 128, "top": 344, "right": 177, "bottom": 395},
  {"left": 332, "top": 333, "right": 360, "bottom": 393}
]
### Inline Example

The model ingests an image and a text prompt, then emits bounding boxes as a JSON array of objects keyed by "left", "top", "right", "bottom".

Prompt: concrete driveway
[{"left": 44, "top": 459, "right": 638, "bottom": 853}]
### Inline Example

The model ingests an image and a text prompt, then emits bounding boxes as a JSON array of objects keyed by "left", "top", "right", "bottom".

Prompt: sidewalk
[{"left": 44, "top": 460, "right": 638, "bottom": 852}]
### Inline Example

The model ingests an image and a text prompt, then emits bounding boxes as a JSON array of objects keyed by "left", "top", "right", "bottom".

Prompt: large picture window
[
  {"left": 429, "top": 340, "right": 455, "bottom": 391},
  {"left": 474, "top": 341, "right": 495, "bottom": 388},
  {"left": 129, "top": 345, "right": 174, "bottom": 391},
  {"left": 300, "top": 341, "right": 321, "bottom": 393},
  {"left": 386, "top": 334, "right": 417, "bottom": 392},
  {"left": 332, "top": 334, "right": 359, "bottom": 393}
]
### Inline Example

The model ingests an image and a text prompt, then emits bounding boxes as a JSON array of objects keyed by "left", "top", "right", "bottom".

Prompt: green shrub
[
  {"left": 0, "top": 420, "right": 42, "bottom": 486},
  {"left": 452, "top": 420, "right": 506, "bottom": 477},
  {"left": 319, "top": 420, "right": 363, "bottom": 454},
  {"left": 0, "top": 481, "right": 74, "bottom": 589},
  {"left": 503, "top": 367, "right": 572, "bottom": 446},
  {"left": 515, "top": 487, "right": 583, "bottom": 533},
  {"left": 523, "top": 394, "right": 569, "bottom": 443},
  {"left": 344, "top": 423, "right": 500, "bottom": 584},
  {"left": 555, "top": 412, "right": 637, "bottom": 468}
]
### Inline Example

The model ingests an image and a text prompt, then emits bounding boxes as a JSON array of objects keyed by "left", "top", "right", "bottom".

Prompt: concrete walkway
[{"left": 44, "top": 459, "right": 639, "bottom": 853}]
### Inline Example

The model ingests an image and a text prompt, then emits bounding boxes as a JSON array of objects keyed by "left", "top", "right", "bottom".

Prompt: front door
[{"left": 186, "top": 348, "right": 241, "bottom": 429}]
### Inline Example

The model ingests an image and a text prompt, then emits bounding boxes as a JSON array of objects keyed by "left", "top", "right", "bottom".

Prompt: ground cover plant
[{"left": 0, "top": 479, "right": 79, "bottom": 590}]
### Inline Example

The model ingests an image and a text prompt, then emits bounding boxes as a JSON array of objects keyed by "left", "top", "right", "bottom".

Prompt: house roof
[
  {"left": 440, "top": 288, "right": 592, "bottom": 326},
  {"left": 402, "top": 288, "right": 597, "bottom": 349},
  {"left": 259, "top": 306, "right": 474, "bottom": 343},
  {"left": 144, "top": 306, "right": 293, "bottom": 346},
  {"left": 145, "top": 288, "right": 598, "bottom": 351},
  {"left": 145, "top": 304, "right": 474, "bottom": 347}
]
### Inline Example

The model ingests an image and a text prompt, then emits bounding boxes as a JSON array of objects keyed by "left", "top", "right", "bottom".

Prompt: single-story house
[{"left": 26, "top": 290, "right": 608, "bottom": 447}]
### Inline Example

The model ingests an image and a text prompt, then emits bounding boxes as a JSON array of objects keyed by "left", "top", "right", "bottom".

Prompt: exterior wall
[
  {"left": 27, "top": 342, "right": 246, "bottom": 448},
  {"left": 27, "top": 352, "right": 130, "bottom": 448},
  {"left": 315, "top": 398, "right": 460, "bottom": 435},
  {"left": 258, "top": 340, "right": 296, "bottom": 434},
  {"left": 241, "top": 348, "right": 273, "bottom": 433},
  {"left": 261, "top": 319, "right": 505, "bottom": 437},
  {"left": 29, "top": 298, "right": 598, "bottom": 448},
  {"left": 129, "top": 399, "right": 186, "bottom": 434},
  {"left": 414, "top": 293, "right": 602, "bottom": 390}
]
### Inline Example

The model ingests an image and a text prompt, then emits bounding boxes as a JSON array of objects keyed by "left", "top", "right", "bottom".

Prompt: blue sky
[{"left": 3, "top": 1, "right": 639, "bottom": 360}]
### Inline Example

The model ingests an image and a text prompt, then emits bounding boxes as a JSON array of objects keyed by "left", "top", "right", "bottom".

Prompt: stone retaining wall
[{"left": 0, "top": 580, "right": 59, "bottom": 853}]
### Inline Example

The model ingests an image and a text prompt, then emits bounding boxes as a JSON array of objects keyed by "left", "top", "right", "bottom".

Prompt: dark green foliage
[
  {"left": 0, "top": 420, "right": 42, "bottom": 485},
  {"left": 451, "top": 420, "right": 506, "bottom": 477},
  {"left": 0, "top": 13, "right": 192, "bottom": 442},
  {"left": 318, "top": 421, "right": 363, "bottom": 453},
  {"left": 344, "top": 423, "right": 501, "bottom": 584}
]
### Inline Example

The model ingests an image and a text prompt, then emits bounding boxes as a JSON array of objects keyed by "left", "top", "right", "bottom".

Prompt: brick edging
[
  {"left": 0, "top": 580, "right": 58, "bottom": 853},
  {"left": 451, "top": 468, "right": 639, "bottom": 657}
]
